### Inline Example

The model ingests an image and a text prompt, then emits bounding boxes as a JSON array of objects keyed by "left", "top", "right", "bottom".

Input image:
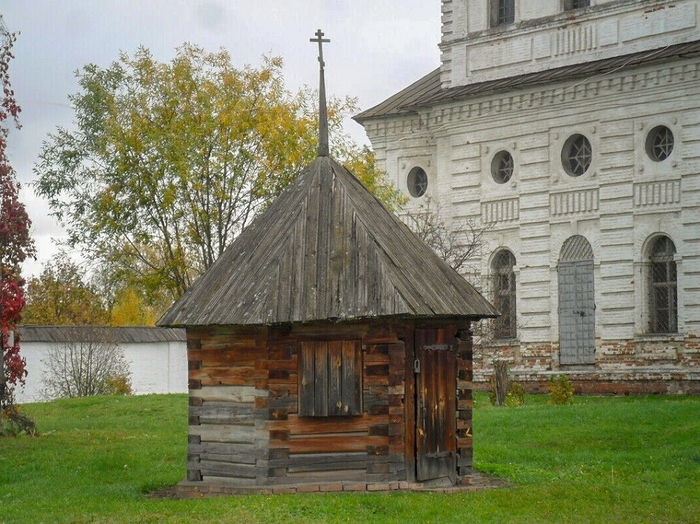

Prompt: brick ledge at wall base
[{"left": 472, "top": 369, "right": 700, "bottom": 396}]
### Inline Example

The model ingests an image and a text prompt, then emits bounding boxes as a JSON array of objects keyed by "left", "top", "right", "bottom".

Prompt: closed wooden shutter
[{"left": 299, "top": 340, "right": 362, "bottom": 417}]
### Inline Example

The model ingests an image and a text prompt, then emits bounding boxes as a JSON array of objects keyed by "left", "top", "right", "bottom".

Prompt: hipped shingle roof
[{"left": 158, "top": 156, "right": 497, "bottom": 327}]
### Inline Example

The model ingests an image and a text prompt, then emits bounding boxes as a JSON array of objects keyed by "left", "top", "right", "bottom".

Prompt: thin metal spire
[{"left": 310, "top": 29, "right": 330, "bottom": 157}]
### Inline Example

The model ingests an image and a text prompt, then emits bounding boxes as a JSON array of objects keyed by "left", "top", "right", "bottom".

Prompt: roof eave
[
  {"left": 353, "top": 67, "right": 442, "bottom": 124},
  {"left": 355, "top": 41, "right": 700, "bottom": 122},
  {"left": 158, "top": 311, "right": 498, "bottom": 330}
]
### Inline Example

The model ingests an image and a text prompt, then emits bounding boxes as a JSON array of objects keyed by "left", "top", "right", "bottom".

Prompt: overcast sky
[{"left": 3, "top": 1, "right": 441, "bottom": 278}]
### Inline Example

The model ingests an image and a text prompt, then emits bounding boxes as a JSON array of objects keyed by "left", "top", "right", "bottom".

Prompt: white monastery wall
[
  {"left": 124, "top": 341, "right": 188, "bottom": 397},
  {"left": 15, "top": 339, "right": 188, "bottom": 403}
]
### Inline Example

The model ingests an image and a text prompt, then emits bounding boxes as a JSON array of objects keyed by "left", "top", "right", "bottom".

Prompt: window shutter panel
[
  {"left": 314, "top": 341, "right": 329, "bottom": 416},
  {"left": 341, "top": 340, "right": 362, "bottom": 415},
  {"left": 299, "top": 341, "right": 316, "bottom": 416},
  {"left": 299, "top": 340, "right": 362, "bottom": 417}
]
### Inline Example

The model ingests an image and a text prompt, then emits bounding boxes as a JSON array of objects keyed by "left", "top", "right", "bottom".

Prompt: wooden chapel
[{"left": 157, "top": 30, "right": 497, "bottom": 494}]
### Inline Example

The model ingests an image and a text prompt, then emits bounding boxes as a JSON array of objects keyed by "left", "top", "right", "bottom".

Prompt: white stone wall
[
  {"left": 14, "top": 339, "right": 188, "bottom": 403},
  {"left": 440, "top": 0, "right": 700, "bottom": 88}
]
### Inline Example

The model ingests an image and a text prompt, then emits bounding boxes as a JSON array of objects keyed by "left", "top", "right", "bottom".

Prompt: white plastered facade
[{"left": 360, "top": 0, "right": 700, "bottom": 392}]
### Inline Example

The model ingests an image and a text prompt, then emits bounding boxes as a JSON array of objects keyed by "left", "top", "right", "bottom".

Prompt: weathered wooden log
[
  {"left": 269, "top": 435, "right": 388, "bottom": 454},
  {"left": 190, "top": 423, "right": 256, "bottom": 444},
  {"left": 194, "top": 385, "right": 264, "bottom": 403}
]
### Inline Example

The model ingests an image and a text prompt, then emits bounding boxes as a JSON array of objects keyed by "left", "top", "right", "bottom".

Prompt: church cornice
[{"left": 364, "top": 57, "right": 700, "bottom": 143}]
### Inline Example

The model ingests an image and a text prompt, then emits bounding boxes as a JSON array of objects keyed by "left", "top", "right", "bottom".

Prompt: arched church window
[
  {"left": 562, "top": 134, "right": 592, "bottom": 177},
  {"left": 649, "top": 236, "right": 678, "bottom": 333},
  {"left": 646, "top": 125, "right": 674, "bottom": 162},
  {"left": 492, "top": 250, "right": 517, "bottom": 339},
  {"left": 558, "top": 235, "right": 595, "bottom": 365},
  {"left": 407, "top": 167, "right": 428, "bottom": 198}
]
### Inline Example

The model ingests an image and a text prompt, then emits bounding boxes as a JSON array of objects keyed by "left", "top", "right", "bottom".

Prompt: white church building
[{"left": 355, "top": 0, "right": 700, "bottom": 394}]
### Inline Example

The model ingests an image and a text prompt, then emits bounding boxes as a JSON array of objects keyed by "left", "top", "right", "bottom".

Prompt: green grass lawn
[{"left": 1, "top": 394, "right": 698, "bottom": 524}]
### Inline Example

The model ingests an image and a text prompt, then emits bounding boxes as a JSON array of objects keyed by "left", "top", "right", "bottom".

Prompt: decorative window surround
[
  {"left": 407, "top": 166, "right": 429, "bottom": 198},
  {"left": 491, "top": 150, "right": 515, "bottom": 183},
  {"left": 633, "top": 180, "right": 681, "bottom": 208},
  {"left": 491, "top": 249, "right": 518, "bottom": 339},
  {"left": 562, "top": 134, "right": 593, "bottom": 177},
  {"left": 491, "top": 0, "right": 515, "bottom": 28},
  {"left": 645, "top": 125, "right": 675, "bottom": 162},
  {"left": 482, "top": 198, "right": 520, "bottom": 224},
  {"left": 550, "top": 189, "right": 599, "bottom": 217},
  {"left": 648, "top": 236, "right": 678, "bottom": 334}
]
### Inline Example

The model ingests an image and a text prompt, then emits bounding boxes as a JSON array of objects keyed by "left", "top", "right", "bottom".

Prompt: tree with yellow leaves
[
  {"left": 109, "top": 287, "right": 158, "bottom": 326},
  {"left": 22, "top": 256, "right": 109, "bottom": 326},
  {"left": 34, "top": 45, "right": 401, "bottom": 309}
]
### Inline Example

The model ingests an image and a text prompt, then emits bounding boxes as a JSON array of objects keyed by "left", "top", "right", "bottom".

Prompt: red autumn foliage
[
  {"left": 1, "top": 276, "right": 27, "bottom": 388},
  {"left": 1, "top": 17, "right": 35, "bottom": 405}
]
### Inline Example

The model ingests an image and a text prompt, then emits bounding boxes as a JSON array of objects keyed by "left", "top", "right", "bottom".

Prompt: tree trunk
[{"left": 494, "top": 360, "right": 509, "bottom": 407}]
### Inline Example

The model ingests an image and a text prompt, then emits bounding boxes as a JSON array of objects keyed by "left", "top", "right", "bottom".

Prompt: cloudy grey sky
[{"left": 3, "top": 1, "right": 441, "bottom": 278}]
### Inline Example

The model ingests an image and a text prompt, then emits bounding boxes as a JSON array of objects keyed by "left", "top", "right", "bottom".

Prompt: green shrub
[
  {"left": 105, "top": 375, "right": 132, "bottom": 396},
  {"left": 547, "top": 374, "right": 574, "bottom": 405},
  {"left": 504, "top": 381, "right": 527, "bottom": 407},
  {"left": 489, "top": 378, "right": 527, "bottom": 407}
]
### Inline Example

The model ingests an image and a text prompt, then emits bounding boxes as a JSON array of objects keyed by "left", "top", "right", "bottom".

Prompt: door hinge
[{"left": 423, "top": 344, "right": 453, "bottom": 351}]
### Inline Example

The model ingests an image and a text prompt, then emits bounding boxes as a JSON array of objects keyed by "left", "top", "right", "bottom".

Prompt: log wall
[
  {"left": 185, "top": 320, "right": 473, "bottom": 487},
  {"left": 457, "top": 330, "right": 474, "bottom": 476},
  {"left": 187, "top": 326, "right": 270, "bottom": 485},
  {"left": 263, "top": 323, "right": 406, "bottom": 485}
]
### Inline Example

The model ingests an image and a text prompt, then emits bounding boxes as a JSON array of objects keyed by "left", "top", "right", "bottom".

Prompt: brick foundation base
[
  {"left": 473, "top": 371, "right": 699, "bottom": 395},
  {"left": 150, "top": 473, "right": 509, "bottom": 499},
  {"left": 475, "top": 336, "right": 700, "bottom": 395}
]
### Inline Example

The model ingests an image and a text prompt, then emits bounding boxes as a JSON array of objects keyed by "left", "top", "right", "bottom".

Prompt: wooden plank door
[
  {"left": 415, "top": 328, "right": 456, "bottom": 482},
  {"left": 558, "top": 260, "right": 595, "bottom": 364}
]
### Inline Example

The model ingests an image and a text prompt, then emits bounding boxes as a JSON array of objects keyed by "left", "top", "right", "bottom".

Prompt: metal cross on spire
[
  {"left": 311, "top": 29, "right": 330, "bottom": 68},
  {"left": 310, "top": 29, "right": 330, "bottom": 157}
]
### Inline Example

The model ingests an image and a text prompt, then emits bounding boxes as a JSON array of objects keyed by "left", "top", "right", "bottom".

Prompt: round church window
[
  {"left": 562, "top": 134, "right": 592, "bottom": 177},
  {"left": 646, "top": 125, "right": 674, "bottom": 162},
  {"left": 491, "top": 150, "right": 514, "bottom": 184},
  {"left": 407, "top": 166, "right": 428, "bottom": 198}
]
